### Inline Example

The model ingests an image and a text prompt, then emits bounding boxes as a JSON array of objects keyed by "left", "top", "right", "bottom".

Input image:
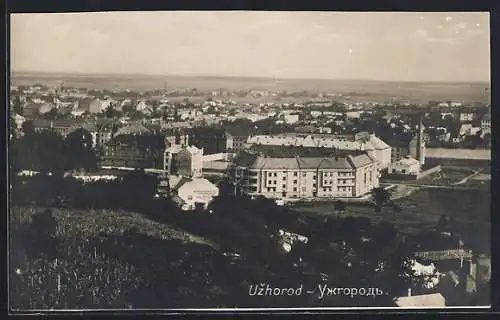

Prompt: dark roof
[
  {"left": 171, "top": 176, "right": 193, "bottom": 191},
  {"left": 250, "top": 145, "right": 367, "bottom": 158},
  {"left": 32, "top": 119, "right": 84, "bottom": 129},
  {"left": 114, "top": 123, "right": 152, "bottom": 137},
  {"left": 385, "top": 134, "right": 414, "bottom": 147},
  {"left": 232, "top": 152, "right": 259, "bottom": 167},
  {"left": 225, "top": 125, "right": 254, "bottom": 137}
]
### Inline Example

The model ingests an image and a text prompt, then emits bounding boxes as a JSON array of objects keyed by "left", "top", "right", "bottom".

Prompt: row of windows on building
[
  {"left": 266, "top": 171, "right": 353, "bottom": 178},
  {"left": 265, "top": 178, "right": 355, "bottom": 184},
  {"left": 265, "top": 186, "right": 353, "bottom": 193}
]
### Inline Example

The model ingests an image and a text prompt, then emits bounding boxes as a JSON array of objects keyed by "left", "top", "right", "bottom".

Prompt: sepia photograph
[{"left": 8, "top": 11, "right": 491, "bottom": 311}]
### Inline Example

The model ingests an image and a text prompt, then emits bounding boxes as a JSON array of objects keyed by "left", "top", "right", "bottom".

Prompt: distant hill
[{"left": 10, "top": 71, "right": 490, "bottom": 104}]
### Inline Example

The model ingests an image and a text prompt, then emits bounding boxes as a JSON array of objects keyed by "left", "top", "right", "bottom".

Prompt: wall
[
  {"left": 426, "top": 148, "right": 491, "bottom": 160},
  {"left": 202, "top": 153, "right": 234, "bottom": 162}
]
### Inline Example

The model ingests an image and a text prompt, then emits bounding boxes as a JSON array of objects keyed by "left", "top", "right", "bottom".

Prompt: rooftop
[
  {"left": 233, "top": 150, "right": 376, "bottom": 170},
  {"left": 394, "top": 293, "right": 446, "bottom": 308},
  {"left": 114, "top": 123, "right": 152, "bottom": 137}
]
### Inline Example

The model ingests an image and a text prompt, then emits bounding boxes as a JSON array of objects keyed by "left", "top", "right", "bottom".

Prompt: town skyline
[{"left": 11, "top": 11, "right": 490, "bottom": 83}]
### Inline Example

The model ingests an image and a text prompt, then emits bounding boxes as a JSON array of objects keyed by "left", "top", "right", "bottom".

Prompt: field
[
  {"left": 11, "top": 71, "right": 490, "bottom": 104},
  {"left": 289, "top": 187, "right": 490, "bottom": 252}
]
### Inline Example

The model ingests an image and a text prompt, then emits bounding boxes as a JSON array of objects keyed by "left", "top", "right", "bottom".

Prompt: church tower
[{"left": 416, "top": 116, "right": 425, "bottom": 165}]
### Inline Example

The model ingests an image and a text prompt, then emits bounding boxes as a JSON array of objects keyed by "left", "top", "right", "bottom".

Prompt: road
[
  {"left": 380, "top": 182, "right": 482, "bottom": 190},
  {"left": 452, "top": 170, "right": 480, "bottom": 185}
]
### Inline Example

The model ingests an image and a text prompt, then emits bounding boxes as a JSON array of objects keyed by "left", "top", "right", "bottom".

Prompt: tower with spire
[{"left": 416, "top": 115, "right": 425, "bottom": 166}]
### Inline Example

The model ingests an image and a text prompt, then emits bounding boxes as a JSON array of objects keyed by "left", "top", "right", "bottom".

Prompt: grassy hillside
[{"left": 9, "top": 206, "right": 239, "bottom": 309}]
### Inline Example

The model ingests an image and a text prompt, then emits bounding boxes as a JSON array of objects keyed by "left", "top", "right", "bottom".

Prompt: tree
[
  {"left": 392, "top": 204, "right": 402, "bottom": 219},
  {"left": 42, "top": 108, "right": 59, "bottom": 121},
  {"left": 436, "top": 214, "right": 452, "bottom": 232},
  {"left": 64, "top": 128, "right": 98, "bottom": 172},
  {"left": 21, "top": 120, "right": 35, "bottom": 136},
  {"left": 371, "top": 187, "right": 391, "bottom": 213},
  {"left": 13, "top": 95, "right": 23, "bottom": 115},
  {"left": 11, "top": 131, "right": 67, "bottom": 174},
  {"left": 334, "top": 200, "right": 346, "bottom": 220}
]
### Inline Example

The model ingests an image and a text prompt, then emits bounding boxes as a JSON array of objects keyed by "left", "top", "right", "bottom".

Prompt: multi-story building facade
[
  {"left": 99, "top": 124, "right": 164, "bottom": 169},
  {"left": 225, "top": 126, "right": 254, "bottom": 153},
  {"left": 230, "top": 150, "right": 379, "bottom": 200},
  {"left": 164, "top": 144, "right": 203, "bottom": 178}
]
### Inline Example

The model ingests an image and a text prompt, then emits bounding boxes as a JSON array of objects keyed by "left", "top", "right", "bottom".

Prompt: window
[
  {"left": 293, "top": 187, "right": 297, "bottom": 192},
  {"left": 274, "top": 181, "right": 277, "bottom": 185},
  {"left": 268, "top": 172, "right": 272, "bottom": 177},
  {"left": 302, "top": 187, "right": 306, "bottom": 192},
  {"left": 187, "top": 195, "right": 193, "bottom": 200},
  {"left": 402, "top": 169, "right": 406, "bottom": 174},
  {"left": 274, "top": 172, "right": 277, "bottom": 177},
  {"left": 282, "top": 184, "right": 286, "bottom": 189},
  {"left": 283, "top": 177, "right": 286, "bottom": 181},
  {"left": 303, "top": 172, "right": 307, "bottom": 177},
  {"left": 392, "top": 169, "right": 396, "bottom": 173},
  {"left": 294, "top": 172, "right": 298, "bottom": 176},
  {"left": 313, "top": 175, "right": 317, "bottom": 180},
  {"left": 313, "top": 184, "right": 317, "bottom": 188}
]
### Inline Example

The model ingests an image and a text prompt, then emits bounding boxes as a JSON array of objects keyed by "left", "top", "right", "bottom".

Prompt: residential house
[
  {"left": 189, "top": 127, "right": 227, "bottom": 155},
  {"left": 310, "top": 110, "right": 323, "bottom": 118},
  {"left": 387, "top": 156, "right": 421, "bottom": 175},
  {"left": 32, "top": 119, "right": 85, "bottom": 137},
  {"left": 459, "top": 111, "right": 475, "bottom": 122},
  {"left": 170, "top": 176, "right": 219, "bottom": 211},
  {"left": 459, "top": 124, "right": 481, "bottom": 137},
  {"left": 481, "top": 113, "right": 491, "bottom": 130},
  {"left": 75, "top": 98, "right": 103, "bottom": 114},
  {"left": 164, "top": 144, "right": 204, "bottom": 178},
  {"left": 225, "top": 126, "right": 254, "bottom": 153},
  {"left": 100, "top": 123, "right": 164, "bottom": 169},
  {"left": 284, "top": 114, "right": 300, "bottom": 124},
  {"left": 22, "top": 103, "right": 50, "bottom": 118}
]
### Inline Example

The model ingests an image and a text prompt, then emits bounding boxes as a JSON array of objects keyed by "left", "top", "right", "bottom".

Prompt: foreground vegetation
[{"left": 10, "top": 172, "right": 490, "bottom": 309}]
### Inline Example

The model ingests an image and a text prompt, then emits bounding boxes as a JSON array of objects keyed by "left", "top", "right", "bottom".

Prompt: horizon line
[{"left": 10, "top": 70, "right": 491, "bottom": 85}]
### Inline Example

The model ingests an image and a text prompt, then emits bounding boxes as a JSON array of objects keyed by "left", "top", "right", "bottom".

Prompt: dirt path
[{"left": 452, "top": 170, "right": 480, "bottom": 185}]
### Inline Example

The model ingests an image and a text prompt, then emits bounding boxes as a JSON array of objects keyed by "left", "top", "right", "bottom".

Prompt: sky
[{"left": 10, "top": 11, "right": 491, "bottom": 82}]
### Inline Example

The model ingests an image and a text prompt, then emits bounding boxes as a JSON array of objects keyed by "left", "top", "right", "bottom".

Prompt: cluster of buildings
[{"left": 10, "top": 82, "right": 489, "bottom": 206}]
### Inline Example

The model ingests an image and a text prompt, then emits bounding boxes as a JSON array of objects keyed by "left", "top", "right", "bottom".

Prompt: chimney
[{"left": 407, "top": 288, "right": 412, "bottom": 297}]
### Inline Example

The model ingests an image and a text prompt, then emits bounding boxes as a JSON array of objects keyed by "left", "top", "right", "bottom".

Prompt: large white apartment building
[
  {"left": 230, "top": 150, "right": 379, "bottom": 200},
  {"left": 246, "top": 132, "right": 391, "bottom": 169}
]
